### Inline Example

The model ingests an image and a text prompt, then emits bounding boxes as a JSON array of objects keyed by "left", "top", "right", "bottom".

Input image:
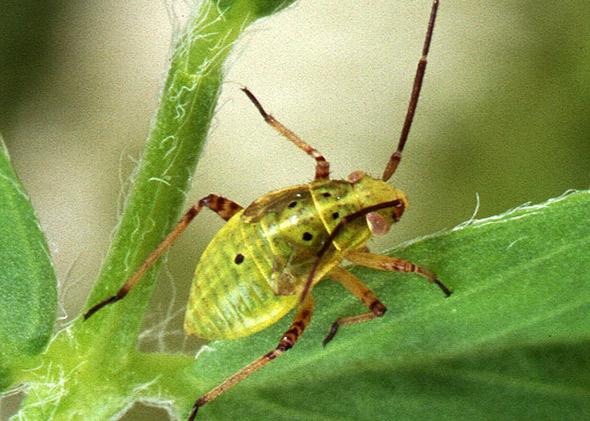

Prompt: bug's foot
[
  {"left": 322, "top": 321, "right": 340, "bottom": 347},
  {"left": 188, "top": 396, "right": 207, "bottom": 421},
  {"left": 434, "top": 279, "right": 452, "bottom": 297},
  {"left": 188, "top": 401, "right": 201, "bottom": 421},
  {"left": 83, "top": 295, "right": 122, "bottom": 320}
]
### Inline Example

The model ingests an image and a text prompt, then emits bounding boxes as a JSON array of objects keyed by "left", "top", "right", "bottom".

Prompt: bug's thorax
[{"left": 245, "top": 172, "right": 410, "bottom": 249}]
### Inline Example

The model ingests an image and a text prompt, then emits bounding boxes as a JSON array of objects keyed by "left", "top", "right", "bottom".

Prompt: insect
[{"left": 84, "top": 1, "right": 451, "bottom": 419}]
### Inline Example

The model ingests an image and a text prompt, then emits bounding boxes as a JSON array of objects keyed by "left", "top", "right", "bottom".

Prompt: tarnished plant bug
[{"left": 85, "top": 1, "right": 451, "bottom": 419}]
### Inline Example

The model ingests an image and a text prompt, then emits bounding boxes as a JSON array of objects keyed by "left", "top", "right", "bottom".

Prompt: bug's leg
[
  {"left": 241, "top": 86, "right": 330, "bottom": 180},
  {"left": 382, "top": 0, "right": 440, "bottom": 181},
  {"left": 83, "top": 194, "right": 242, "bottom": 320},
  {"left": 188, "top": 295, "right": 314, "bottom": 420},
  {"left": 323, "top": 266, "right": 386, "bottom": 346},
  {"left": 345, "top": 249, "right": 452, "bottom": 297}
]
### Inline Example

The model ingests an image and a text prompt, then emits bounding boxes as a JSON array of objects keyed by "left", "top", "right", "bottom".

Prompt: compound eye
[{"left": 366, "top": 211, "right": 391, "bottom": 236}]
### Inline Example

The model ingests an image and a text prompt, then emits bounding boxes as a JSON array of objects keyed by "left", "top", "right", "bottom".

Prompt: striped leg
[
  {"left": 188, "top": 295, "right": 314, "bottom": 420},
  {"left": 345, "top": 250, "right": 451, "bottom": 297},
  {"left": 84, "top": 194, "right": 242, "bottom": 320},
  {"left": 323, "top": 266, "right": 387, "bottom": 346},
  {"left": 241, "top": 87, "right": 330, "bottom": 180}
]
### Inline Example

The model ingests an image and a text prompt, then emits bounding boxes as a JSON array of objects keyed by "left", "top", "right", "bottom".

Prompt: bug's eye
[{"left": 366, "top": 211, "right": 391, "bottom": 236}]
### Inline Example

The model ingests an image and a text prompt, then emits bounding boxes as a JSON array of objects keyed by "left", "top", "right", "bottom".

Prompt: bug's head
[{"left": 347, "top": 171, "right": 408, "bottom": 236}]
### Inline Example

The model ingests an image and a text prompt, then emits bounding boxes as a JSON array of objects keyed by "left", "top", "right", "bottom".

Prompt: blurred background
[{"left": 1, "top": 0, "right": 589, "bottom": 418}]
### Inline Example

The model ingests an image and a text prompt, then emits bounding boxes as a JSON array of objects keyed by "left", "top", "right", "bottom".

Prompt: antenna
[{"left": 382, "top": 0, "right": 439, "bottom": 181}]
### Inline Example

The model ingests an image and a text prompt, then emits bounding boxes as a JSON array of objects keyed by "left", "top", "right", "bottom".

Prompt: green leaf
[
  {"left": 0, "top": 135, "right": 57, "bottom": 388},
  {"left": 189, "top": 190, "right": 590, "bottom": 420},
  {"left": 6, "top": 1, "right": 588, "bottom": 418}
]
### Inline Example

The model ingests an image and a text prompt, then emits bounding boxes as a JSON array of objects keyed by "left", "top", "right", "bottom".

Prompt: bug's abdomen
[
  {"left": 183, "top": 178, "right": 386, "bottom": 340},
  {"left": 184, "top": 211, "right": 296, "bottom": 340}
]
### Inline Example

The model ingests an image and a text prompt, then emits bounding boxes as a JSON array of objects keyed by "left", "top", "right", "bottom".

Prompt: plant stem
[{"left": 78, "top": 0, "right": 295, "bottom": 355}]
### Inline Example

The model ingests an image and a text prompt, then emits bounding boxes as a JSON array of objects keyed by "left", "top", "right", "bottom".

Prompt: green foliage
[
  {"left": 193, "top": 190, "right": 590, "bottom": 420},
  {"left": 1, "top": 1, "right": 588, "bottom": 420},
  {"left": 0, "top": 136, "right": 57, "bottom": 389},
  {"left": 0, "top": 1, "right": 58, "bottom": 127},
  {"left": 1, "top": 0, "right": 298, "bottom": 419}
]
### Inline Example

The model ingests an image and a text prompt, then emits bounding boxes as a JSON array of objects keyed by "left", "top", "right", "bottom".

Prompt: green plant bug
[{"left": 84, "top": 1, "right": 451, "bottom": 419}]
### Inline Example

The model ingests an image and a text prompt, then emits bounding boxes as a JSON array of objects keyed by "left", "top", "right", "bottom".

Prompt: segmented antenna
[{"left": 382, "top": 0, "right": 439, "bottom": 181}]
